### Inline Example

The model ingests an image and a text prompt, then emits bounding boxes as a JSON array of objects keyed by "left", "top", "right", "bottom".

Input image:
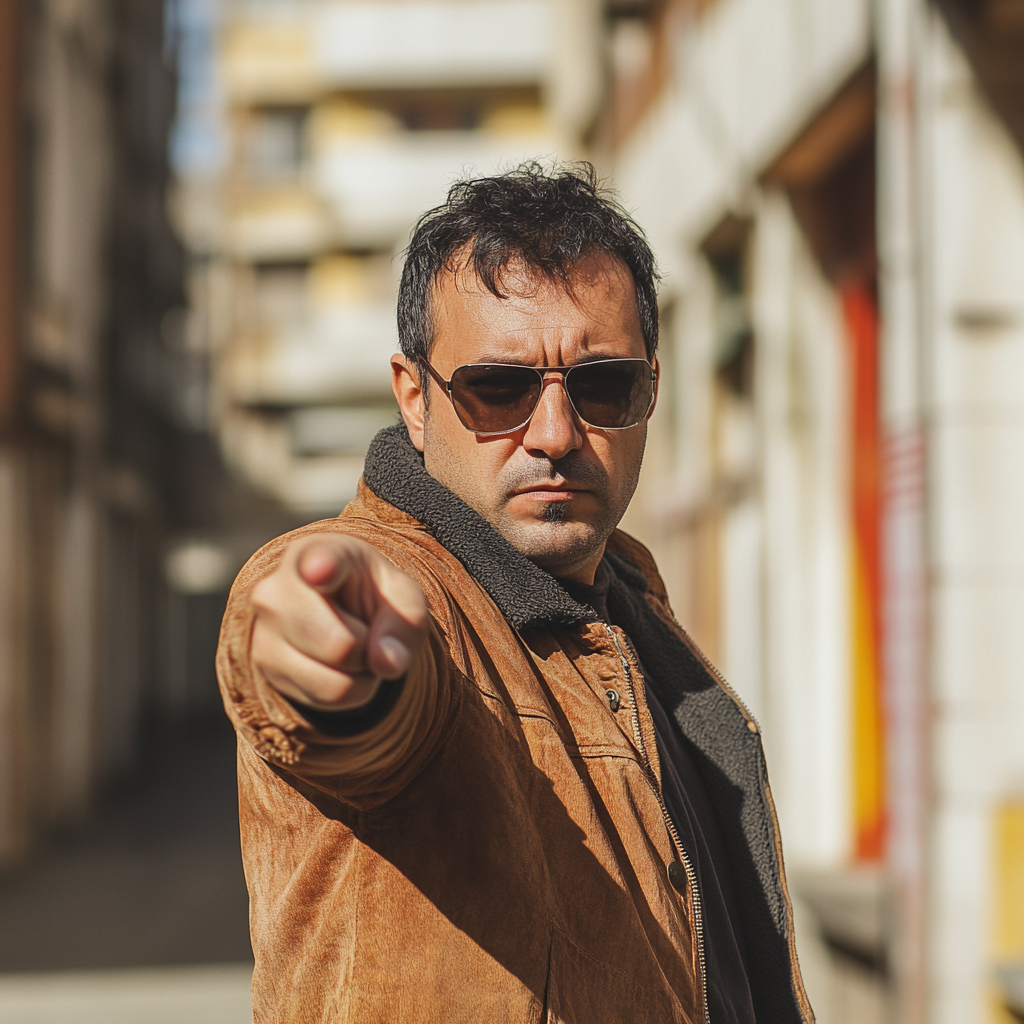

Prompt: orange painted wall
[{"left": 843, "top": 280, "right": 886, "bottom": 861}]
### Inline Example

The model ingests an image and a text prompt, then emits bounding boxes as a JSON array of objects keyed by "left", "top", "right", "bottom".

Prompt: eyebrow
[{"left": 460, "top": 353, "right": 635, "bottom": 368}]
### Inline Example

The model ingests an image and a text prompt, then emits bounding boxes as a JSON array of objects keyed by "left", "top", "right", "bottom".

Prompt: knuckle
[
  {"left": 250, "top": 573, "right": 285, "bottom": 615},
  {"left": 322, "top": 632, "right": 358, "bottom": 667},
  {"left": 310, "top": 681, "right": 349, "bottom": 706},
  {"left": 343, "top": 677, "right": 380, "bottom": 708},
  {"left": 406, "top": 591, "right": 429, "bottom": 630},
  {"left": 311, "top": 674, "right": 372, "bottom": 708},
  {"left": 323, "top": 676, "right": 376, "bottom": 709},
  {"left": 249, "top": 579, "right": 272, "bottom": 613},
  {"left": 250, "top": 634, "right": 283, "bottom": 680}
]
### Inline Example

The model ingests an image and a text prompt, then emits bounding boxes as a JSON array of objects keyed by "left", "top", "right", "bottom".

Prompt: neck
[{"left": 545, "top": 552, "right": 602, "bottom": 586}]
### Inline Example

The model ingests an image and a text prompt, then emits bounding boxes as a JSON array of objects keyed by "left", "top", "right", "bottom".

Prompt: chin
[{"left": 501, "top": 519, "right": 603, "bottom": 577}]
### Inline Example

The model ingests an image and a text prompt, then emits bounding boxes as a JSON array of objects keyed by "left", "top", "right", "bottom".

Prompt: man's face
[{"left": 391, "top": 252, "right": 656, "bottom": 584}]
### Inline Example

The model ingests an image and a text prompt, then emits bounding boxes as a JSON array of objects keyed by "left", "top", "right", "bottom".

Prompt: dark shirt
[{"left": 561, "top": 563, "right": 756, "bottom": 1024}]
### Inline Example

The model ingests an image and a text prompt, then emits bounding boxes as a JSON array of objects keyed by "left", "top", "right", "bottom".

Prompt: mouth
[{"left": 513, "top": 482, "right": 586, "bottom": 502}]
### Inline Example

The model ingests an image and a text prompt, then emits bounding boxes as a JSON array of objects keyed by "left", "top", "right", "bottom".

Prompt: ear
[
  {"left": 647, "top": 356, "right": 661, "bottom": 420},
  {"left": 391, "top": 354, "right": 426, "bottom": 451}
]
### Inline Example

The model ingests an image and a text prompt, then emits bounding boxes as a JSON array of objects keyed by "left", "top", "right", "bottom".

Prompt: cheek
[
  {"left": 625, "top": 426, "right": 649, "bottom": 479},
  {"left": 423, "top": 409, "right": 511, "bottom": 504},
  {"left": 600, "top": 428, "right": 647, "bottom": 498},
  {"left": 423, "top": 405, "right": 466, "bottom": 480}
]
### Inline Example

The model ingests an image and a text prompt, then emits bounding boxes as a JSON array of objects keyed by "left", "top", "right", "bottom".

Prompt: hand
[{"left": 250, "top": 535, "right": 429, "bottom": 712}]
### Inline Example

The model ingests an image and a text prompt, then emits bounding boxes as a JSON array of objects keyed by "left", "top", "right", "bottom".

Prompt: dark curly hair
[{"left": 397, "top": 161, "right": 660, "bottom": 372}]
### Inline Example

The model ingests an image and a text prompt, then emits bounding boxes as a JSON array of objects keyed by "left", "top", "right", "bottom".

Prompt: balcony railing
[
  {"left": 223, "top": 0, "right": 553, "bottom": 102},
  {"left": 220, "top": 301, "right": 396, "bottom": 405},
  {"left": 313, "top": 129, "right": 560, "bottom": 246}
]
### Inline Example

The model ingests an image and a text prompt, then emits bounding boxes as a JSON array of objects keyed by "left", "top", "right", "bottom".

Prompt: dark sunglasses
[{"left": 421, "top": 357, "right": 656, "bottom": 435}]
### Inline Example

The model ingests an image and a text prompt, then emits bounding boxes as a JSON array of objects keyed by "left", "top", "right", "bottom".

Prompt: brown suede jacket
[{"left": 217, "top": 425, "right": 814, "bottom": 1024}]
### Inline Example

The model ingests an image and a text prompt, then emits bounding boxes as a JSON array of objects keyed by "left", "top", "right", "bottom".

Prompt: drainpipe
[{"left": 876, "top": 0, "right": 931, "bottom": 1021}]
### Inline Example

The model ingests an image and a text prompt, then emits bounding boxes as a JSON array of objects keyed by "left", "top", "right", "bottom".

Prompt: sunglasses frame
[{"left": 420, "top": 357, "right": 657, "bottom": 436}]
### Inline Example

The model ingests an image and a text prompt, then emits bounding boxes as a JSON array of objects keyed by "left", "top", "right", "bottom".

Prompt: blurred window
[
  {"left": 290, "top": 405, "right": 398, "bottom": 456},
  {"left": 335, "top": 86, "right": 541, "bottom": 134},
  {"left": 704, "top": 216, "right": 754, "bottom": 400},
  {"left": 254, "top": 262, "right": 308, "bottom": 326},
  {"left": 382, "top": 90, "right": 482, "bottom": 132},
  {"left": 308, "top": 253, "right": 394, "bottom": 306},
  {"left": 246, "top": 107, "right": 307, "bottom": 181}
]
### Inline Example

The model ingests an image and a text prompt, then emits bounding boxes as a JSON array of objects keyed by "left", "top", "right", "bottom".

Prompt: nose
[{"left": 521, "top": 374, "right": 583, "bottom": 460}]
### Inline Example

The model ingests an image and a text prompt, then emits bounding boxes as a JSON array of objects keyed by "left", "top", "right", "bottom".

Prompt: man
[{"left": 218, "top": 164, "right": 813, "bottom": 1024}]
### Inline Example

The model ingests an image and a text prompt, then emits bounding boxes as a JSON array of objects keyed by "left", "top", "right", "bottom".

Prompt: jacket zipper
[{"left": 604, "top": 624, "right": 710, "bottom": 1024}]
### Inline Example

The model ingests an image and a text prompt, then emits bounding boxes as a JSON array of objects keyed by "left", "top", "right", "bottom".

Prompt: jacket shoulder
[
  {"left": 605, "top": 529, "right": 672, "bottom": 608},
  {"left": 229, "top": 484, "right": 431, "bottom": 593}
]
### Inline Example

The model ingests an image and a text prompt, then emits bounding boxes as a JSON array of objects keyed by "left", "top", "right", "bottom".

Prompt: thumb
[{"left": 364, "top": 572, "right": 429, "bottom": 681}]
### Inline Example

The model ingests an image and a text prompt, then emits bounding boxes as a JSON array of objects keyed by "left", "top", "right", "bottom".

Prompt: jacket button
[
  {"left": 667, "top": 861, "right": 687, "bottom": 894},
  {"left": 605, "top": 688, "right": 621, "bottom": 713}
]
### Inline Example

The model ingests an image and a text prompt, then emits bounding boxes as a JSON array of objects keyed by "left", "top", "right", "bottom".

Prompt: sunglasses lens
[
  {"left": 443, "top": 359, "right": 653, "bottom": 434},
  {"left": 448, "top": 364, "right": 542, "bottom": 433},
  {"left": 566, "top": 360, "right": 653, "bottom": 428}
]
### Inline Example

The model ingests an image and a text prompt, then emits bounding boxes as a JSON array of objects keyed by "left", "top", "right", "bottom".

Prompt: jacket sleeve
[{"left": 215, "top": 520, "right": 458, "bottom": 810}]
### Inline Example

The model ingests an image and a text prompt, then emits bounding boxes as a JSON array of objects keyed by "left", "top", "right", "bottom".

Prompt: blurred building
[
  {"left": 174, "top": 0, "right": 604, "bottom": 517},
  {"left": 0, "top": 0, "right": 267, "bottom": 871},
  {"left": 12, "top": 0, "right": 1014, "bottom": 1020},
  {"left": 607, "top": 1, "right": 1024, "bottom": 1022}
]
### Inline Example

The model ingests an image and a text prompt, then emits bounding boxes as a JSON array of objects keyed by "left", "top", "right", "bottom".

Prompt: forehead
[{"left": 429, "top": 250, "right": 644, "bottom": 364}]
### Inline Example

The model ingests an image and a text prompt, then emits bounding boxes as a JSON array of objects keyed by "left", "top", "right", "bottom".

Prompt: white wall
[
  {"left": 752, "top": 192, "right": 852, "bottom": 867},
  {"left": 919, "top": 17, "right": 1024, "bottom": 1024},
  {"left": 615, "top": 0, "right": 871, "bottom": 285},
  {"left": 616, "top": 0, "right": 871, "bottom": 869}
]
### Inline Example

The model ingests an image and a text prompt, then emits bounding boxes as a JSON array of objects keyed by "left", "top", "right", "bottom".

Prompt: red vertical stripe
[{"left": 843, "top": 280, "right": 886, "bottom": 861}]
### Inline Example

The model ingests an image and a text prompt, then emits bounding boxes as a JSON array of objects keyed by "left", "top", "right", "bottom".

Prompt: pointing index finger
[{"left": 297, "top": 542, "right": 354, "bottom": 593}]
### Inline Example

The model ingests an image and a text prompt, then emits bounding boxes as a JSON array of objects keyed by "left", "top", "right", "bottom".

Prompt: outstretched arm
[{"left": 217, "top": 524, "right": 455, "bottom": 808}]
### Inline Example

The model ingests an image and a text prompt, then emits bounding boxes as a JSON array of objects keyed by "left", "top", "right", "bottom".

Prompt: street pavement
[
  {"left": 0, "top": 716, "right": 253, "bottom": 1021},
  {"left": 0, "top": 964, "right": 252, "bottom": 1024}
]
